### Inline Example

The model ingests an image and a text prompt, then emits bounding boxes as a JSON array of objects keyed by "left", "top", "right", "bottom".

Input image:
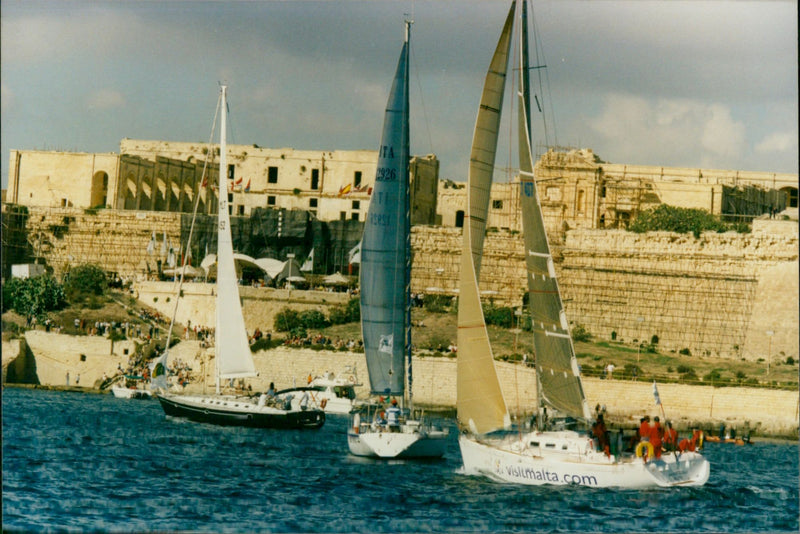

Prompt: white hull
[
  {"left": 459, "top": 431, "right": 710, "bottom": 488},
  {"left": 348, "top": 420, "right": 448, "bottom": 459},
  {"left": 111, "top": 384, "right": 153, "bottom": 399}
]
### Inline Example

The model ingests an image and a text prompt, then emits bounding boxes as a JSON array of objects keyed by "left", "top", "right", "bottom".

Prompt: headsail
[
  {"left": 360, "top": 26, "right": 411, "bottom": 396},
  {"left": 456, "top": 2, "right": 516, "bottom": 435},
  {"left": 215, "top": 85, "right": 257, "bottom": 381},
  {"left": 516, "top": 7, "right": 590, "bottom": 422}
]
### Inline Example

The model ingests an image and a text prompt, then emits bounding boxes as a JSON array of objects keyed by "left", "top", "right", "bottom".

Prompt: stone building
[
  {"left": 437, "top": 148, "right": 796, "bottom": 242},
  {"left": 6, "top": 140, "right": 439, "bottom": 225}
]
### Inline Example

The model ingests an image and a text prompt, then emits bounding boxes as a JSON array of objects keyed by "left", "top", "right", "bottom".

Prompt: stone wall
[
  {"left": 19, "top": 206, "right": 182, "bottom": 280},
  {"left": 7, "top": 333, "right": 796, "bottom": 436},
  {"left": 134, "top": 282, "right": 351, "bottom": 333}
]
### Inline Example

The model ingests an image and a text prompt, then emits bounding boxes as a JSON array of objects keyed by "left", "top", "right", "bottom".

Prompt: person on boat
[
  {"left": 592, "top": 413, "right": 609, "bottom": 456},
  {"left": 678, "top": 429, "right": 703, "bottom": 452},
  {"left": 650, "top": 416, "right": 664, "bottom": 458},
  {"left": 663, "top": 421, "right": 678, "bottom": 451},
  {"left": 638, "top": 415, "right": 651, "bottom": 441},
  {"left": 386, "top": 398, "right": 401, "bottom": 431},
  {"left": 266, "top": 382, "right": 276, "bottom": 398}
]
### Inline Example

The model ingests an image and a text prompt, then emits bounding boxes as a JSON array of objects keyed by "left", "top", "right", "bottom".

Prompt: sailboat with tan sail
[{"left": 456, "top": 0, "right": 710, "bottom": 488}]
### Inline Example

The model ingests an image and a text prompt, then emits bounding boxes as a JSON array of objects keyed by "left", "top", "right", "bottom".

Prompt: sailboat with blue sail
[{"left": 347, "top": 20, "right": 448, "bottom": 458}]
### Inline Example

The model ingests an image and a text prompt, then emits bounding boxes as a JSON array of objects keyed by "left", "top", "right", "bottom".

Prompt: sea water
[{"left": 3, "top": 388, "right": 798, "bottom": 533}]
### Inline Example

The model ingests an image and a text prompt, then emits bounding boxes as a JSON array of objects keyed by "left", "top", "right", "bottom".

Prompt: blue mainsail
[{"left": 360, "top": 30, "right": 410, "bottom": 396}]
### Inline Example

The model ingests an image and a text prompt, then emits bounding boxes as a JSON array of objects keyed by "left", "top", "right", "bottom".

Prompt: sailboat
[
  {"left": 456, "top": 1, "right": 709, "bottom": 488},
  {"left": 154, "top": 85, "right": 325, "bottom": 430},
  {"left": 347, "top": 20, "right": 448, "bottom": 458}
]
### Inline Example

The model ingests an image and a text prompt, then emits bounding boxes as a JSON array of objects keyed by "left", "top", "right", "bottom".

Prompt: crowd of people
[{"left": 590, "top": 404, "right": 704, "bottom": 460}]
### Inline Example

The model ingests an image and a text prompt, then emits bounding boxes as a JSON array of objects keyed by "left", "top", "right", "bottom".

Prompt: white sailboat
[
  {"left": 347, "top": 20, "right": 448, "bottom": 458},
  {"left": 154, "top": 85, "right": 324, "bottom": 430},
  {"left": 456, "top": 1, "right": 709, "bottom": 488}
]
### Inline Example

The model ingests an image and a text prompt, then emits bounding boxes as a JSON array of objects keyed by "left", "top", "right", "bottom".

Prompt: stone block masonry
[
  {"left": 9, "top": 206, "right": 798, "bottom": 364},
  {"left": 6, "top": 334, "right": 796, "bottom": 437}
]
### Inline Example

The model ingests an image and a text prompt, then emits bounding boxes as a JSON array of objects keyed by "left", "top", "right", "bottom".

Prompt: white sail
[
  {"left": 215, "top": 85, "right": 257, "bottom": 381},
  {"left": 456, "top": 1, "right": 516, "bottom": 436}
]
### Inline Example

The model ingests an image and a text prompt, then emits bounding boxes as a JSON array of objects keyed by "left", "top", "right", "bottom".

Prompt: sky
[{"left": 1, "top": 0, "right": 797, "bottom": 190}]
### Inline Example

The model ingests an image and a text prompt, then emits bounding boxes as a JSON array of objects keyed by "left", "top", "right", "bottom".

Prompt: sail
[
  {"left": 215, "top": 86, "right": 257, "bottom": 380},
  {"left": 516, "top": 8, "right": 590, "bottom": 421},
  {"left": 360, "top": 31, "right": 410, "bottom": 396},
  {"left": 456, "top": 2, "right": 515, "bottom": 435}
]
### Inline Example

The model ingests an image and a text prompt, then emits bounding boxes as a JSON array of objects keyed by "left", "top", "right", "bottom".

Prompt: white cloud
[
  {"left": 86, "top": 89, "right": 126, "bottom": 110},
  {"left": 586, "top": 93, "right": 750, "bottom": 169},
  {"left": 755, "top": 131, "right": 798, "bottom": 154},
  {"left": 700, "top": 104, "right": 746, "bottom": 159}
]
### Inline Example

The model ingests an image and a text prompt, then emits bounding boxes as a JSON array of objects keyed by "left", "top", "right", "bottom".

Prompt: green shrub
[
  {"left": 629, "top": 204, "right": 729, "bottom": 238},
  {"left": 274, "top": 308, "right": 301, "bottom": 332},
  {"left": 571, "top": 324, "right": 591, "bottom": 342},
  {"left": 482, "top": 304, "right": 513, "bottom": 328},
  {"left": 679, "top": 348, "right": 691, "bottom": 356},
  {"left": 3, "top": 274, "right": 66, "bottom": 322},
  {"left": 64, "top": 264, "right": 107, "bottom": 303},
  {"left": 299, "top": 309, "right": 328, "bottom": 329}
]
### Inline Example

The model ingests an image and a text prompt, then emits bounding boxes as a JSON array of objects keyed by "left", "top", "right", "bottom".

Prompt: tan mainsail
[
  {"left": 456, "top": 1, "right": 516, "bottom": 436},
  {"left": 515, "top": 6, "right": 591, "bottom": 422}
]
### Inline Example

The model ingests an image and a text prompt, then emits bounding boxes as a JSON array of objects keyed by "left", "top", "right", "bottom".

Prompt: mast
[
  {"left": 215, "top": 84, "right": 227, "bottom": 395},
  {"left": 403, "top": 17, "right": 413, "bottom": 412}
]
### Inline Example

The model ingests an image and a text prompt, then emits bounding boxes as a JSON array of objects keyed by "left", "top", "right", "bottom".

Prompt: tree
[
  {"left": 63, "top": 264, "right": 107, "bottom": 303},
  {"left": 3, "top": 274, "right": 66, "bottom": 323}
]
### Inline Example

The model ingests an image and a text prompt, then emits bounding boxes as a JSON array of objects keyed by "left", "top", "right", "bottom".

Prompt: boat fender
[
  {"left": 320, "top": 398, "right": 328, "bottom": 409},
  {"left": 635, "top": 441, "right": 654, "bottom": 461},
  {"left": 698, "top": 431, "right": 704, "bottom": 449},
  {"left": 353, "top": 412, "right": 360, "bottom": 434}
]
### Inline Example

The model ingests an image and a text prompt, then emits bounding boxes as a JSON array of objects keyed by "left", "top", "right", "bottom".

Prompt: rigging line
[
  {"left": 163, "top": 90, "right": 223, "bottom": 358},
  {"left": 408, "top": 31, "right": 434, "bottom": 158},
  {"left": 528, "top": 0, "right": 559, "bottom": 150}
]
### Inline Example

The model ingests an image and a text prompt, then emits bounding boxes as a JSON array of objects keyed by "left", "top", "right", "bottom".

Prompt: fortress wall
[
  {"left": 560, "top": 229, "right": 798, "bottom": 360},
  {"left": 134, "top": 282, "right": 351, "bottom": 334},
  {"left": 13, "top": 208, "right": 798, "bottom": 363},
  {"left": 24, "top": 206, "right": 182, "bottom": 279},
  {"left": 9, "top": 334, "right": 796, "bottom": 435}
]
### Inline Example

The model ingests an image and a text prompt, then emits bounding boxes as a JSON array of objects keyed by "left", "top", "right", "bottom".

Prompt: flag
[
  {"left": 338, "top": 184, "right": 352, "bottom": 197},
  {"left": 244, "top": 179, "right": 251, "bottom": 192},
  {"left": 202, "top": 175, "right": 208, "bottom": 187},
  {"left": 146, "top": 231, "right": 155, "bottom": 256},
  {"left": 149, "top": 351, "right": 169, "bottom": 391},
  {"left": 160, "top": 232, "right": 167, "bottom": 256},
  {"left": 348, "top": 241, "right": 361, "bottom": 264},
  {"left": 379, "top": 334, "right": 394, "bottom": 354},
  {"left": 301, "top": 248, "right": 314, "bottom": 272},
  {"left": 235, "top": 177, "right": 243, "bottom": 186},
  {"left": 652, "top": 381, "right": 661, "bottom": 405},
  {"left": 167, "top": 247, "right": 176, "bottom": 268}
]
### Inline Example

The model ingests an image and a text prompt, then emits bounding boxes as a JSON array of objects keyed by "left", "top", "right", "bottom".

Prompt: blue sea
[{"left": 3, "top": 387, "right": 798, "bottom": 533}]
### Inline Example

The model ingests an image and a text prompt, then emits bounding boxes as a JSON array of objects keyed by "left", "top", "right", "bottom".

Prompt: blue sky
[{"left": 1, "top": 0, "right": 797, "bottom": 190}]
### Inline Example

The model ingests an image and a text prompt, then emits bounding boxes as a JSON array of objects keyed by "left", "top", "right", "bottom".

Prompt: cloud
[
  {"left": 586, "top": 93, "right": 748, "bottom": 169},
  {"left": 700, "top": 104, "right": 746, "bottom": 159},
  {"left": 86, "top": 90, "right": 126, "bottom": 110},
  {"left": 755, "top": 131, "right": 798, "bottom": 154}
]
